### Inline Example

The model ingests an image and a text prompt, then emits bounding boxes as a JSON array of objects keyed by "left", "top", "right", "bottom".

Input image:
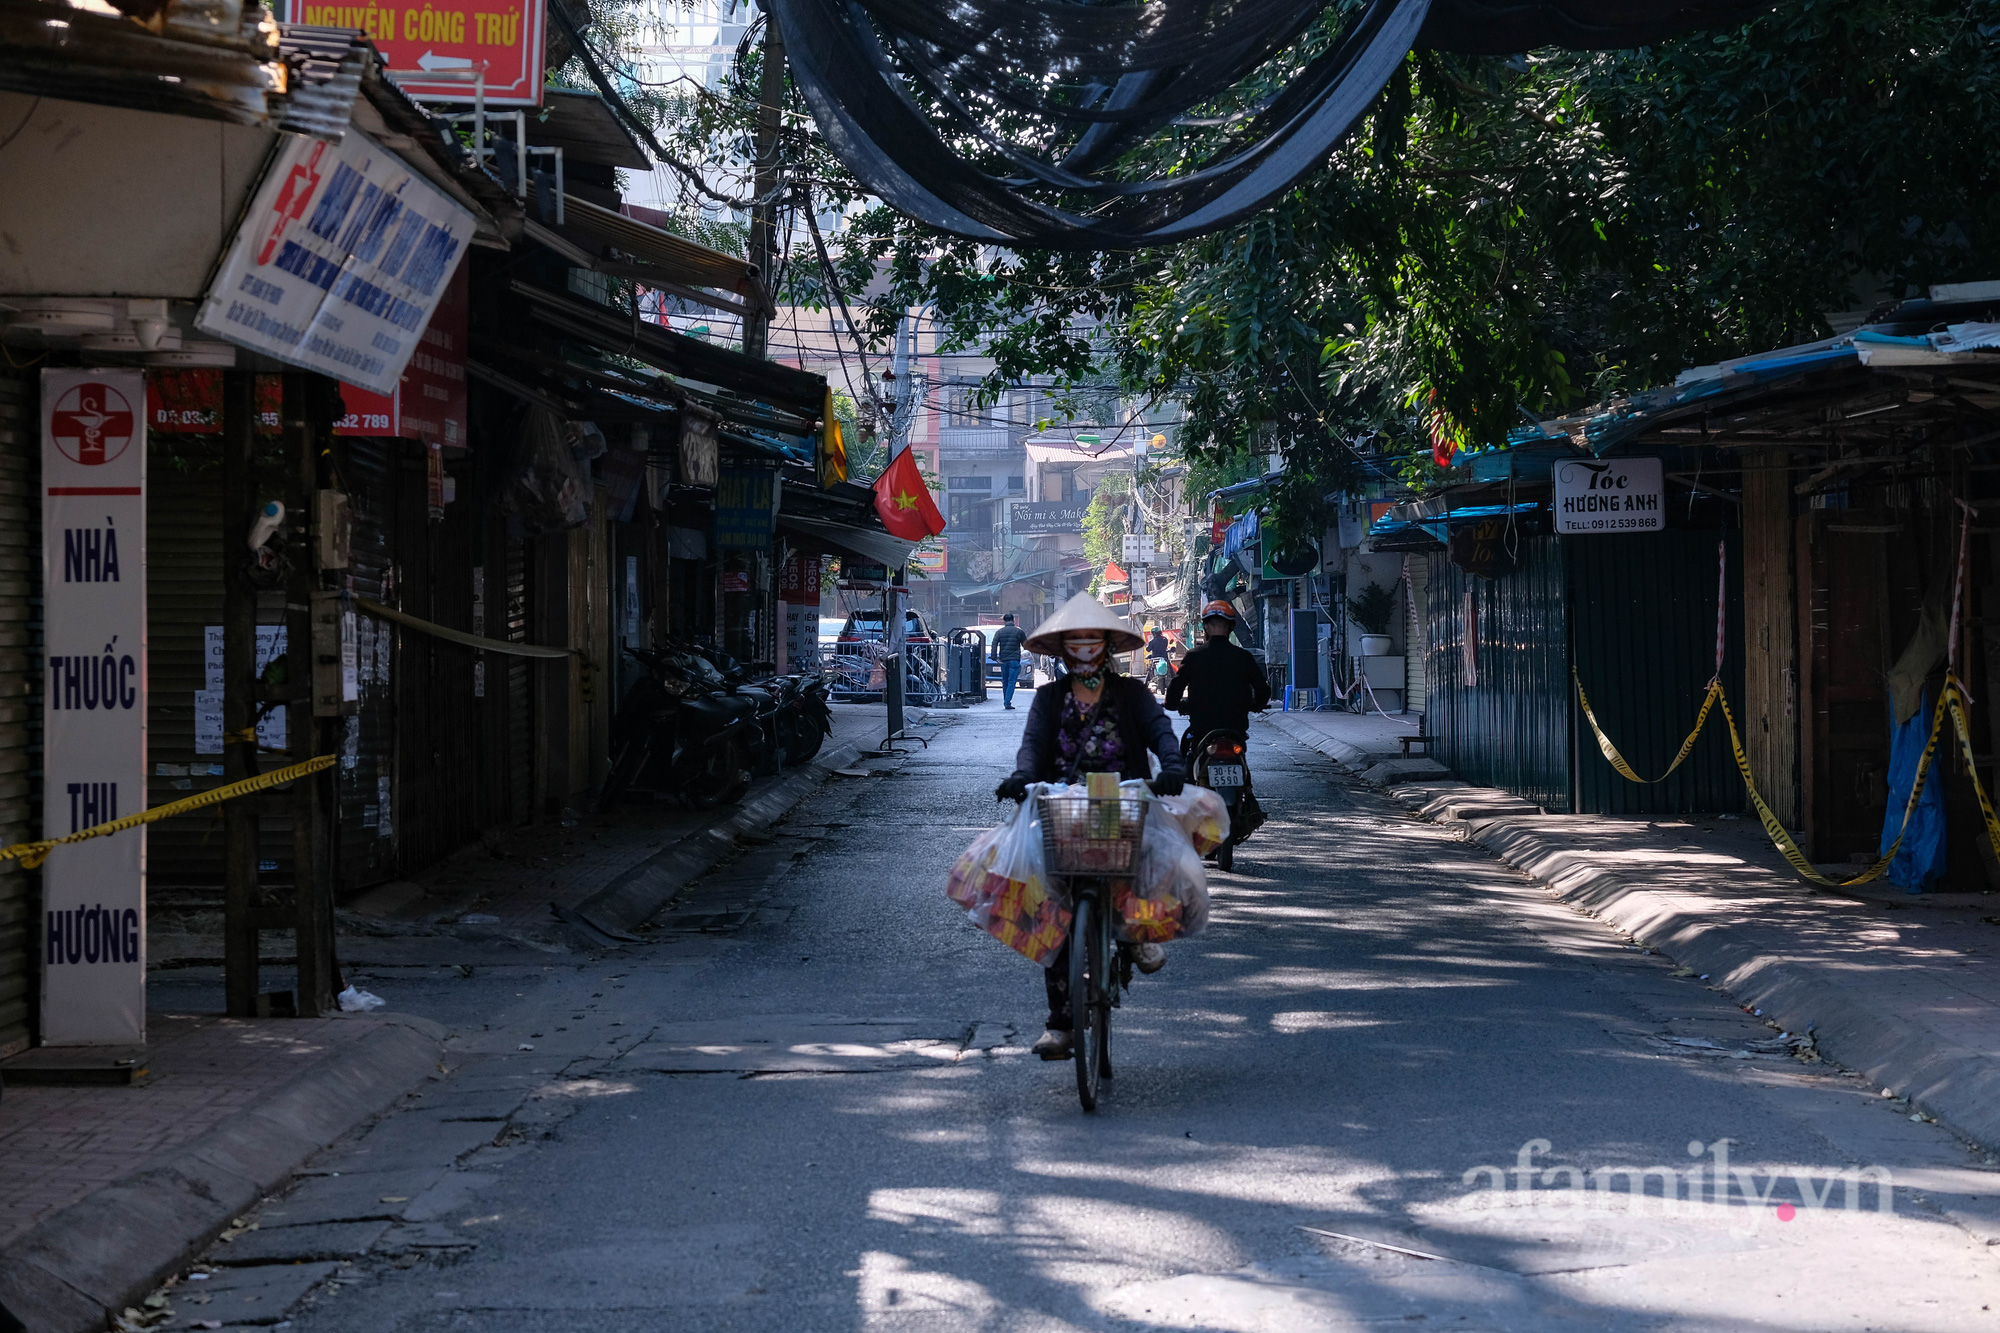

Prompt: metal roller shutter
[
  {"left": 144, "top": 458, "right": 296, "bottom": 895},
  {"left": 336, "top": 438, "right": 401, "bottom": 889},
  {"left": 392, "top": 444, "right": 490, "bottom": 868},
  {"left": 0, "top": 366, "right": 39, "bottom": 1056},
  {"left": 504, "top": 526, "right": 533, "bottom": 824}
]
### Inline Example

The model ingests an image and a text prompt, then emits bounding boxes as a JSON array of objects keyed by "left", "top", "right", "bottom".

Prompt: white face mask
[{"left": 1063, "top": 637, "right": 1106, "bottom": 669}]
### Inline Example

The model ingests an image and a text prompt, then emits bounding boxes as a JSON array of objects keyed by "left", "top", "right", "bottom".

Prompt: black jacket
[
  {"left": 1013, "top": 673, "right": 1186, "bottom": 783},
  {"left": 991, "top": 624, "right": 1027, "bottom": 660},
  {"left": 1166, "top": 637, "right": 1271, "bottom": 739}
]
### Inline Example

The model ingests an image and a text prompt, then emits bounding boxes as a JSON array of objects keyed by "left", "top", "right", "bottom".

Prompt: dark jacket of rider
[
  {"left": 1012, "top": 672, "right": 1185, "bottom": 784},
  {"left": 1166, "top": 637, "right": 1272, "bottom": 742}
]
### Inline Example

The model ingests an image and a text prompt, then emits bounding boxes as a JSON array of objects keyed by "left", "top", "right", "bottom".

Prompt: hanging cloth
[{"left": 1882, "top": 690, "right": 1948, "bottom": 893}]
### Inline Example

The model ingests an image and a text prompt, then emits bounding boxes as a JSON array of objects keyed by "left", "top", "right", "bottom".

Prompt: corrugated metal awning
[
  {"left": 0, "top": 0, "right": 282, "bottom": 127},
  {"left": 778, "top": 513, "right": 915, "bottom": 570}
]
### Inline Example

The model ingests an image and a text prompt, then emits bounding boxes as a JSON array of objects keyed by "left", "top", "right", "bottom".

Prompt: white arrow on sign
[{"left": 417, "top": 50, "right": 474, "bottom": 71}]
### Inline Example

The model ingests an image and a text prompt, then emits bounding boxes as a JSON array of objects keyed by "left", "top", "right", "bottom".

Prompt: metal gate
[
  {"left": 1569, "top": 530, "right": 1745, "bottom": 816},
  {"left": 1428, "top": 536, "right": 1573, "bottom": 812}
]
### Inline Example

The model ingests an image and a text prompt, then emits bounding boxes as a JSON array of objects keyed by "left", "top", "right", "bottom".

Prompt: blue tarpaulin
[{"left": 1881, "top": 691, "right": 1946, "bottom": 893}]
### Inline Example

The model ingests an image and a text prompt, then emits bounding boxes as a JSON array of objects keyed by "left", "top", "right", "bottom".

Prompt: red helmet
[{"left": 1199, "top": 600, "right": 1239, "bottom": 623}]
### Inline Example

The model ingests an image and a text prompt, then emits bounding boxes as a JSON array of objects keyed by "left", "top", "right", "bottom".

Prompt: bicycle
[{"left": 1036, "top": 791, "right": 1150, "bottom": 1111}]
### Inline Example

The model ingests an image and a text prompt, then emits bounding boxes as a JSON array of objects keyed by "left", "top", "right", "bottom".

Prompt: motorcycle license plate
[{"left": 1207, "top": 764, "right": 1244, "bottom": 788}]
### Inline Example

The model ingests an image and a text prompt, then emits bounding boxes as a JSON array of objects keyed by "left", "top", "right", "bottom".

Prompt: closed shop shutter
[
  {"left": 145, "top": 456, "right": 295, "bottom": 895},
  {"left": 1568, "top": 530, "right": 1744, "bottom": 817},
  {"left": 392, "top": 443, "right": 492, "bottom": 868},
  {"left": 1430, "top": 536, "right": 1572, "bottom": 812},
  {"left": 1403, "top": 554, "right": 1429, "bottom": 715},
  {"left": 336, "top": 438, "right": 401, "bottom": 888},
  {"left": 504, "top": 527, "right": 533, "bottom": 824},
  {"left": 0, "top": 366, "right": 39, "bottom": 1056}
]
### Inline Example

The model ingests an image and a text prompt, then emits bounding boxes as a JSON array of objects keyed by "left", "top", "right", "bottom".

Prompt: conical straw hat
[{"left": 1024, "top": 592, "right": 1144, "bottom": 657}]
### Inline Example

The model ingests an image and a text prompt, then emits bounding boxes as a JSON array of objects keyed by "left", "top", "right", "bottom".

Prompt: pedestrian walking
[{"left": 991, "top": 612, "right": 1028, "bottom": 708}]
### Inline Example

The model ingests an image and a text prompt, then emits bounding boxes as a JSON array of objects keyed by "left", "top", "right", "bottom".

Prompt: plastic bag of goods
[
  {"left": 1108, "top": 781, "right": 1211, "bottom": 943},
  {"left": 1157, "top": 787, "right": 1230, "bottom": 855},
  {"left": 945, "top": 791, "right": 1070, "bottom": 965}
]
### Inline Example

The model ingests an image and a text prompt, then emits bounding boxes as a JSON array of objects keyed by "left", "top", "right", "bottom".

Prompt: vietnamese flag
[{"left": 871, "top": 447, "right": 946, "bottom": 541}]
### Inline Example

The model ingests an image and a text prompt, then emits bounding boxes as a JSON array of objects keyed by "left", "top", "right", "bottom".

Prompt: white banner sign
[
  {"left": 41, "top": 369, "right": 148, "bottom": 1046},
  {"left": 1552, "top": 456, "right": 1665, "bottom": 534},
  {"left": 195, "top": 128, "right": 475, "bottom": 395}
]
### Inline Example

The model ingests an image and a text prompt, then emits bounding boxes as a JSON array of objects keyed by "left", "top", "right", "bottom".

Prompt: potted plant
[{"left": 1347, "top": 582, "right": 1397, "bottom": 656}]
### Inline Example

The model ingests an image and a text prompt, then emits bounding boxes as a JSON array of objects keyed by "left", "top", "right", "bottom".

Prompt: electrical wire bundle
[{"left": 767, "top": 0, "right": 1766, "bottom": 250}]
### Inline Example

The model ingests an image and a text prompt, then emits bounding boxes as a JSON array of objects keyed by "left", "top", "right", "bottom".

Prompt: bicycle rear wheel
[{"left": 1070, "top": 896, "right": 1109, "bottom": 1111}]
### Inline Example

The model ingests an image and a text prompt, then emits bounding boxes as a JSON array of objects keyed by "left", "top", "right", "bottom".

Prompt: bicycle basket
[{"left": 1037, "top": 794, "right": 1150, "bottom": 876}]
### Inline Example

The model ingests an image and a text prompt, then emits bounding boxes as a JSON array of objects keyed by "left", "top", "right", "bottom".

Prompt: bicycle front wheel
[{"left": 1070, "top": 895, "right": 1108, "bottom": 1111}]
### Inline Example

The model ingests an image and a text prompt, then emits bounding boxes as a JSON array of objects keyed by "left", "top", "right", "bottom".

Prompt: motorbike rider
[
  {"left": 1166, "top": 599, "right": 1272, "bottom": 830},
  {"left": 994, "top": 593, "right": 1188, "bottom": 1061}
]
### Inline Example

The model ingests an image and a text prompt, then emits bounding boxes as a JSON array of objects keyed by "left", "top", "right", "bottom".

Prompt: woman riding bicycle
[{"left": 993, "top": 593, "right": 1187, "bottom": 1060}]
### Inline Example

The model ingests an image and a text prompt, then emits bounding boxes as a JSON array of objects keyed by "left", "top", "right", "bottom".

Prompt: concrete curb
[
  {"left": 0, "top": 1013, "right": 445, "bottom": 1333},
  {"left": 576, "top": 739, "right": 866, "bottom": 933},
  {"left": 1263, "top": 712, "right": 1379, "bottom": 770},
  {"left": 1419, "top": 807, "right": 2000, "bottom": 1156},
  {"left": 1263, "top": 714, "right": 2000, "bottom": 1155}
]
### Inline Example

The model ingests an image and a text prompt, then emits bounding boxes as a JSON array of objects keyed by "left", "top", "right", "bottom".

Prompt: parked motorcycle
[
  {"left": 683, "top": 643, "right": 831, "bottom": 770},
  {"left": 1184, "top": 728, "right": 1262, "bottom": 872},
  {"left": 775, "top": 672, "right": 833, "bottom": 765},
  {"left": 596, "top": 646, "right": 760, "bottom": 813}
]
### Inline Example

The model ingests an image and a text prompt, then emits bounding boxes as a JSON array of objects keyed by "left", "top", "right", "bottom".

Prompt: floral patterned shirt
[{"left": 1055, "top": 688, "right": 1125, "bottom": 780}]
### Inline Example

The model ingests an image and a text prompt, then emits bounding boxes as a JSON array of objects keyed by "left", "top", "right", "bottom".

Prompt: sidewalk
[
  {"left": 148, "top": 702, "right": 901, "bottom": 964},
  {"left": 1265, "top": 708, "right": 2000, "bottom": 1155},
  {"left": 0, "top": 1013, "right": 443, "bottom": 1331},
  {"left": 2, "top": 700, "right": 932, "bottom": 1332}
]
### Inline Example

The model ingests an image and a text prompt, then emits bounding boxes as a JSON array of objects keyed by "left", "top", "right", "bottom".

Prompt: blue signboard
[{"left": 715, "top": 466, "right": 780, "bottom": 549}]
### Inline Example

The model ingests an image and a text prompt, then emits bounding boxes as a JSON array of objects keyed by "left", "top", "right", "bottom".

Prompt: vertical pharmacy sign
[{"left": 41, "top": 369, "right": 147, "bottom": 1046}]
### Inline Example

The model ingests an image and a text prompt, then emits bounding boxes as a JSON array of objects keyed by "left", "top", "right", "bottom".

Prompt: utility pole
[
  {"left": 742, "top": 4, "right": 785, "bottom": 359},
  {"left": 882, "top": 312, "right": 911, "bottom": 742}
]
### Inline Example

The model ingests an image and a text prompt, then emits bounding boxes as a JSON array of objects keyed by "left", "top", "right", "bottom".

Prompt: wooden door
[{"left": 1798, "top": 510, "right": 1892, "bottom": 861}]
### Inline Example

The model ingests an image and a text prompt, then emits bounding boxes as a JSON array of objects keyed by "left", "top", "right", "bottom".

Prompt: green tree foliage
[
  {"left": 1082, "top": 474, "right": 1131, "bottom": 580},
  {"left": 832, "top": 0, "right": 2000, "bottom": 539},
  {"left": 644, "top": 1, "right": 2000, "bottom": 538}
]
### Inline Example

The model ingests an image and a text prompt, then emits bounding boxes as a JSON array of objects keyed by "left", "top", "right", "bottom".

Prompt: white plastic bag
[
  {"left": 1113, "top": 781, "right": 1211, "bottom": 942},
  {"left": 944, "top": 791, "right": 1069, "bottom": 964},
  {"left": 337, "top": 985, "right": 385, "bottom": 1012},
  {"left": 1158, "top": 787, "right": 1231, "bottom": 855}
]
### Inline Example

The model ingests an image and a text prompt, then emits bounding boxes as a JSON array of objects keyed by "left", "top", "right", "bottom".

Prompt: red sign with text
[
  {"left": 146, "top": 371, "right": 282, "bottom": 435},
  {"left": 284, "top": 0, "right": 546, "bottom": 105}
]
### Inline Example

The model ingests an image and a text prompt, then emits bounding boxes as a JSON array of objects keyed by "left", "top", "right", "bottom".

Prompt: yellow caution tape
[
  {"left": 1577, "top": 503, "right": 2000, "bottom": 889},
  {"left": 1575, "top": 668, "right": 1720, "bottom": 784},
  {"left": 1715, "top": 687, "right": 1940, "bottom": 888},
  {"left": 1579, "top": 667, "right": 1978, "bottom": 889},
  {"left": 1945, "top": 676, "right": 2000, "bottom": 861},
  {"left": 0, "top": 754, "right": 336, "bottom": 870}
]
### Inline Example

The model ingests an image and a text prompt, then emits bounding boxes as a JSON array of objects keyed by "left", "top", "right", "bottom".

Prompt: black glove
[
  {"left": 1149, "top": 771, "right": 1185, "bottom": 797},
  {"left": 995, "top": 773, "right": 1030, "bottom": 802}
]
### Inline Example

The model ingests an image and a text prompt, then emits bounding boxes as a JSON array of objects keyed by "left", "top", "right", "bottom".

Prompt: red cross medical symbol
[{"left": 50, "top": 383, "right": 135, "bottom": 467}]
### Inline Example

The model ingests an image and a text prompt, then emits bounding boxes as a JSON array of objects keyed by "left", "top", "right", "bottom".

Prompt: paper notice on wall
[
  {"left": 783, "top": 603, "right": 820, "bottom": 674},
  {"left": 193, "top": 691, "right": 285, "bottom": 754},
  {"left": 199, "top": 626, "right": 288, "bottom": 752},
  {"left": 194, "top": 128, "right": 476, "bottom": 395}
]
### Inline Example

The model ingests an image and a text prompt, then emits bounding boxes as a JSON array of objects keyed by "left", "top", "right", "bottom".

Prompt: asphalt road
[{"left": 171, "top": 702, "right": 2000, "bottom": 1331}]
